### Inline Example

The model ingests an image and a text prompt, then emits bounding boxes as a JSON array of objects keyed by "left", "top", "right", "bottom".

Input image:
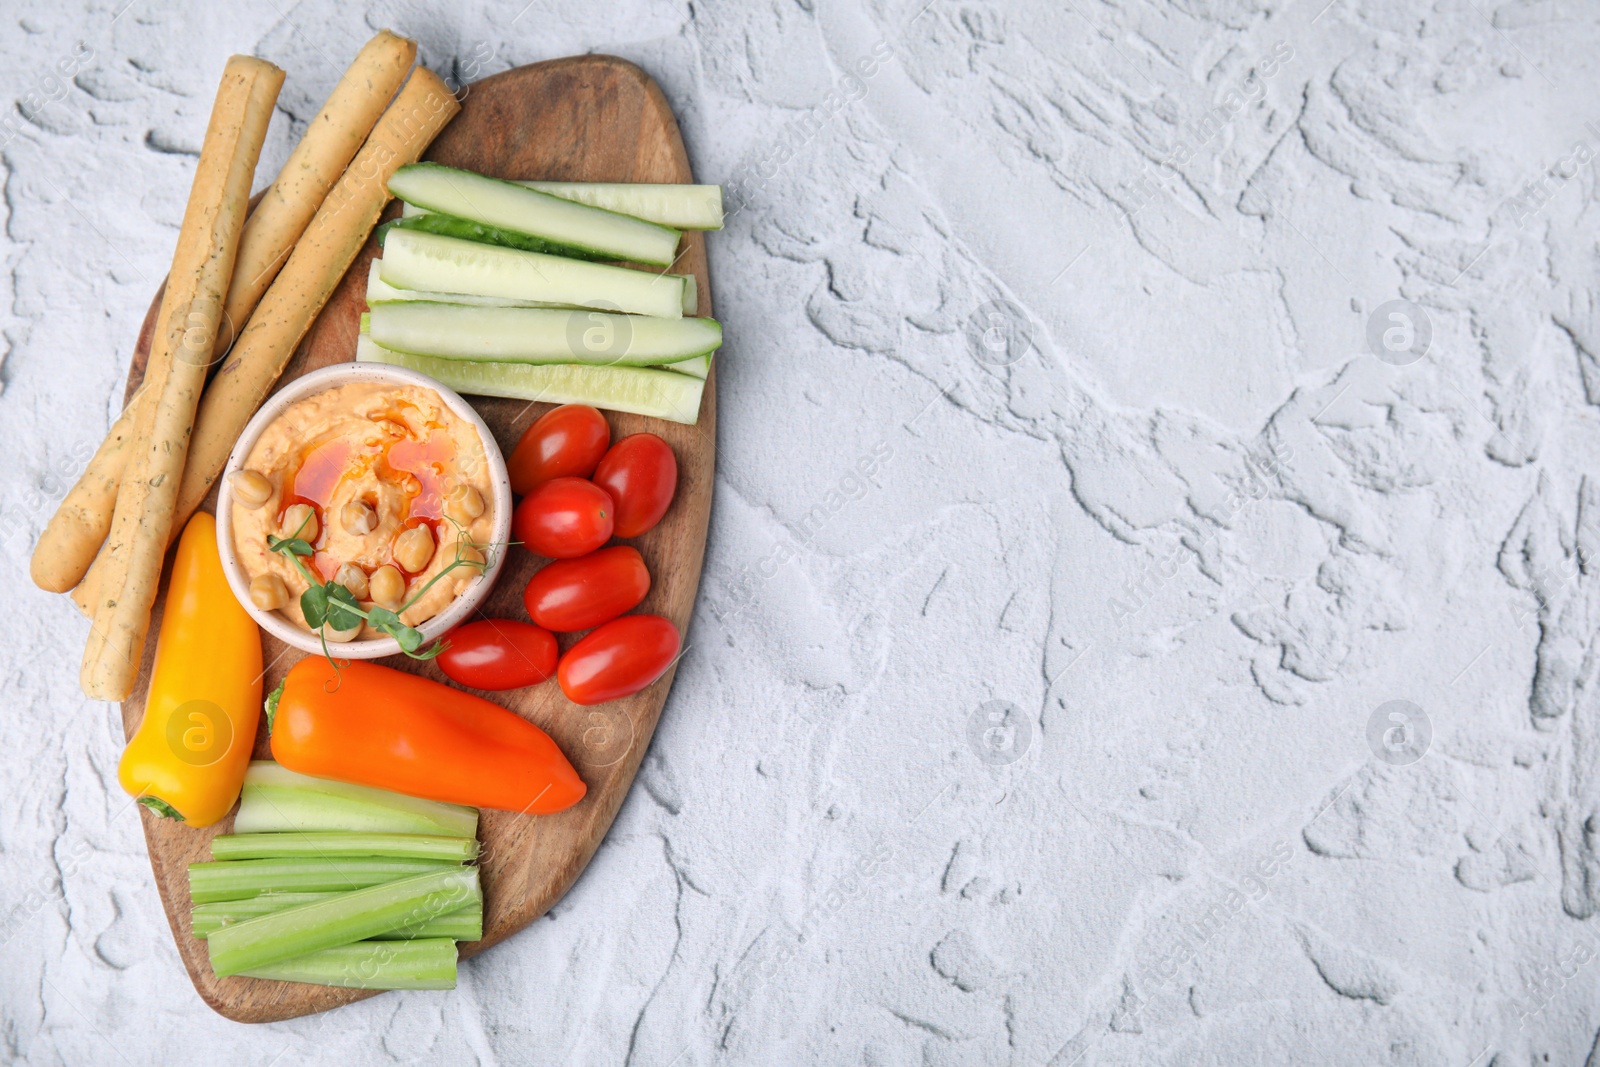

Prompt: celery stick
[
  {"left": 191, "top": 896, "right": 482, "bottom": 941},
  {"left": 192, "top": 892, "right": 329, "bottom": 935},
  {"left": 379, "top": 907, "right": 482, "bottom": 943},
  {"left": 211, "top": 833, "right": 479, "bottom": 863},
  {"left": 233, "top": 761, "right": 478, "bottom": 838},
  {"left": 191, "top": 891, "right": 482, "bottom": 939},
  {"left": 194, "top": 905, "right": 483, "bottom": 942},
  {"left": 189, "top": 857, "right": 456, "bottom": 903},
  {"left": 208, "top": 866, "right": 480, "bottom": 977},
  {"left": 238, "top": 938, "right": 458, "bottom": 990}
]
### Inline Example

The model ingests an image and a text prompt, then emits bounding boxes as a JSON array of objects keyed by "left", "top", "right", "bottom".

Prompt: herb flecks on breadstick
[
  {"left": 36, "top": 31, "right": 418, "bottom": 598},
  {"left": 73, "top": 69, "right": 457, "bottom": 621},
  {"left": 80, "top": 56, "right": 282, "bottom": 700},
  {"left": 174, "top": 68, "right": 460, "bottom": 528},
  {"left": 220, "top": 29, "right": 417, "bottom": 352}
]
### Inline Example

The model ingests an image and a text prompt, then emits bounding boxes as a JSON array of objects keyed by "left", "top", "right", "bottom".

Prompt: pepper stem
[{"left": 139, "top": 796, "right": 185, "bottom": 821}]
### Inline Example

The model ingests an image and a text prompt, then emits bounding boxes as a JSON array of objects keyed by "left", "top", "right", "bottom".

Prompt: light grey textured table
[{"left": 3, "top": 1, "right": 1598, "bottom": 1063}]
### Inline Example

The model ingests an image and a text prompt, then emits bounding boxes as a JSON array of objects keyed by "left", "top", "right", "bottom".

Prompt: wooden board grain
[{"left": 119, "top": 55, "right": 715, "bottom": 1023}]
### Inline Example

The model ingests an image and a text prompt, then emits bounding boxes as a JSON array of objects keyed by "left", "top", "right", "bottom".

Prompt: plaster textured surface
[{"left": 2, "top": 1, "right": 1598, "bottom": 1063}]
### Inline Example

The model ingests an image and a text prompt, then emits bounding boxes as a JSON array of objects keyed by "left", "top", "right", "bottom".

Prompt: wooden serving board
[{"left": 119, "top": 55, "right": 715, "bottom": 1023}]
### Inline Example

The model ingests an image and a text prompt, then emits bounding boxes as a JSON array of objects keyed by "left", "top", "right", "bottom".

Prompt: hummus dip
[{"left": 230, "top": 380, "right": 495, "bottom": 639}]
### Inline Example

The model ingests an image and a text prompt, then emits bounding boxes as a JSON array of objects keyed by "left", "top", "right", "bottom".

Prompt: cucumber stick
[
  {"left": 661, "top": 353, "right": 712, "bottom": 379},
  {"left": 368, "top": 301, "right": 720, "bottom": 367},
  {"left": 232, "top": 761, "right": 478, "bottom": 838},
  {"left": 404, "top": 181, "right": 723, "bottom": 230},
  {"left": 358, "top": 319, "right": 709, "bottom": 380},
  {"left": 368, "top": 257, "right": 698, "bottom": 316},
  {"left": 238, "top": 938, "right": 458, "bottom": 990},
  {"left": 358, "top": 338, "right": 707, "bottom": 425},
  {"left": 388, "top": 163, "right": 681, "bottom": 266},
  {"left": 207, "top": 866, "right": 480, "bottom": 977},
  {"left": 367, "top": 258, "right": 565, "bottom": 310},
  {"left": 387, "top": 214, "right": 628, "bottom": 265},
  {"left": 380, "top": 228, "right": 685, "bottom": 318}
]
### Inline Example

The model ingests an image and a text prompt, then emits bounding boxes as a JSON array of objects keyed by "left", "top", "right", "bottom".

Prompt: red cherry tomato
[
  {"left": 557, "top": 614, "right": 681, "bottom": 705},
  {"left": 506, "top": 404, "right": 610, "bottom": 495},
  {"left": 513, "top": 477, "right": 614, "bottom": 558},
  {"left": 437, "top": 620, "right": 558, "bottom": 690},
  {"left": 592, "top": 433, "right": 677, "bottom": 538},
  {"left": 524, "top": 546, "right": 651, "bottom": 632}
]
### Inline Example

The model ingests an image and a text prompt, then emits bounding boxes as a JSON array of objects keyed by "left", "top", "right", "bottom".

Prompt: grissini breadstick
[
  {"left": 33, "top": 31, "right": 417, "bottom": 595},
  {"left": 183, "top": 70, "right": 460, "bottom": 519},
  {"left": 78, "top": 61, "right": 282, "bottom": 651},
  {"left": 73, "top": 68, "right": 458, "bottom": 619},
  {"left": 43, "top": 72, "right": 280, "bottom": 601},
  {"left": 80, "top": 56, "right": 282, "bottom": 700},
  {"left": 218, "top": 29, "right": 416, "bottom": 352},
  {"left": 28, "top": 385, "right": 141, "bottom": 592}
]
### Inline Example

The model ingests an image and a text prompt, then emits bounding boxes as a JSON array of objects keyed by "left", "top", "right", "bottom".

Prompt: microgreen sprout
[{"left": 265, "top": 512, "right": 494, "bottom": 670}]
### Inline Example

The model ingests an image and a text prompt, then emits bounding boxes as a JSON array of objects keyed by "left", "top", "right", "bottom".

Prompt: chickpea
[
  {"left": 229, "top": 469, "right": 273, "bottom": 509},
  {"left": 393, "top": 524, "right": 435, "bottom": 573},
  {"left": 281, "top": 503, "right": 318, "bottom": 543},
  {"left": 445, "top": 483, "right": 485, "bottom": 525},
  {"left": 333, "top": 562, "right": 370, "bottom": 600},
  {"left": 322, "top": 619, "right": 363, "bottom": 643},
  {"left": 397, "top": 406, "right": 428, "bottom": 436},
  {"left": 369, "top": 565, "right": 406, "bottom": 610},
  {"left": 342, "top": 499, "right": 377, "bottom": 536},
  {"left": 455, "top": 543, "right": 486, "bottom": 569},
  {"left": 249, "top": 574, "right": 288, "bottom": 611}
]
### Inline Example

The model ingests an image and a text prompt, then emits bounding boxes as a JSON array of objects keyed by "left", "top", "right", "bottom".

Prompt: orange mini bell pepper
[
  {"left": 118, "top": 512, "right": 263, "bottom": 826},
  {"left": 269, "top": 658, "right": 586, "bottom": 814}
]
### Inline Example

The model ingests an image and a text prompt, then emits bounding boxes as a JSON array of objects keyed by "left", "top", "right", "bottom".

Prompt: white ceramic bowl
[{"left": 216, "top": 363, "right": 512, "bottom": 659}]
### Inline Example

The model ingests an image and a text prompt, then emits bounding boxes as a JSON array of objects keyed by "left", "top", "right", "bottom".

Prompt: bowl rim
[{"left": 215, "top": 362, "right": 513, "bottom": 660}]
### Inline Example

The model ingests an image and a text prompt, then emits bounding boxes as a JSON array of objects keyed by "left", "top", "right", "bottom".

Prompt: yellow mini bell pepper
[{"left": 118, "top": 511, "right": 262, "bottom": 826}]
